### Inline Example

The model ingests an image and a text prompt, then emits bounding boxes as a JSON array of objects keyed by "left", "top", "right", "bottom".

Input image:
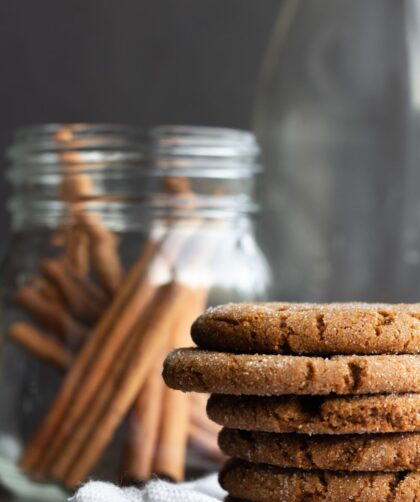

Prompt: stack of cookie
[{"left": 163, "top": 303, "right": 420, "bottom": 501}]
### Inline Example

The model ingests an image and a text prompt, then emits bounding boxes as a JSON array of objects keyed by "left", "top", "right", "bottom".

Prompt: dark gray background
[{"left": 0, "top": 0, "right": 280, "bottom": 249}]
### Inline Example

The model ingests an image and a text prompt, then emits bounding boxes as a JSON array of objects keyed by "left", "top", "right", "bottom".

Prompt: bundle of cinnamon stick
[{"left": 9, "top": 169, "right": 222, "bottom": 489}]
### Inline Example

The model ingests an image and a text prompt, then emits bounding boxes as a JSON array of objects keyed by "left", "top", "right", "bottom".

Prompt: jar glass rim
[
  {"left": 8, "top": 123, "right": 260, "bottom": 162},
  {"left": 7, "top": 124, "right": 261, "bottom": 228}
]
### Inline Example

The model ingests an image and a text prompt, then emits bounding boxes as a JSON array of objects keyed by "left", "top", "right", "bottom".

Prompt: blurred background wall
[{"left": 0, "top": 0, "right": 280, "bottom": 249}]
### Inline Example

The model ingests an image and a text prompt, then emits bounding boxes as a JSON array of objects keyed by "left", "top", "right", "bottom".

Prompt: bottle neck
[{"left": 7, "top": 124, "right": 261, "bottom": 231}]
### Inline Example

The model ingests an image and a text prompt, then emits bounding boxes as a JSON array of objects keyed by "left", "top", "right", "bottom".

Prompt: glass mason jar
[
  {"left": 255, "top": 0, "right": 420, "bottom": 302},
  {"left": 0, "top": 124, "right": 270, "bottom": 501}
]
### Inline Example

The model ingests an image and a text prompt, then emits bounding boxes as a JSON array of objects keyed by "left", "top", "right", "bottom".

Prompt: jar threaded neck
[{"left": 7, "top": 124, "right": 261, "bottom": 230}]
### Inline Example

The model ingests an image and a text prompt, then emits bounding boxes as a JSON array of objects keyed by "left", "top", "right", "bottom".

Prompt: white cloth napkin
[{"left": 69, "top": 473, "right": 226, "bottom": 502}]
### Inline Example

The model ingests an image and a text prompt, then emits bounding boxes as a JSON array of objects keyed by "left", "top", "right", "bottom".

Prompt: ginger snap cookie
[
  {"left": 218, "top": 429, "right": 420, "bottom": 472},
  {"left": 207, "top": 394, "right": 420, "bottom": 434},
  {"left": 191, "top": 302, "right": 420, "bottom": 355},
  {"left": 163, "top": 348, "right": 420, "bottom": 395},
  {"left": 219, "top": 459, "right": 420, "bottom": 502}
]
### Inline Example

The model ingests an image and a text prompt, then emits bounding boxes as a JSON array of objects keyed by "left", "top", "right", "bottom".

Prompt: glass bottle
[
  {"left": 255, "top": 0, "right": 420, "bottom": 302},
  {"left": 0, "top": 124, "right": 270, "bottom": 500}
]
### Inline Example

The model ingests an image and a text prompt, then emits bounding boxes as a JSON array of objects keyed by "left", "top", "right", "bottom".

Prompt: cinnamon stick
[
  {"left": 15, "top": 285, "right": 88, "bottom": 342},
  {"left": 30, "top": 277, "right": 66, "bottom": 307},
  {"left": 57, "top": 282, "right": 189, "bottom": 487},
  {"left": 59, "top": 170, "right": 122, "bottom": 295},
  {"left": 58, "top": 174, "right": 94, "bottom": 202},
  {"left": 19, "top": 237, "right": 160, "bottom": 475},
  {"left": 54, "top": 174, "right": 94, "bottom": 259},
  {"left": 152, "top": 387, "right": 189, "bottom": 482},
  {"left": 9, "top": 322, "right": 72, "bottom": 371},
  {"left": 120, "top": 352, "right": 166, "bottom": 483},
  {"left": 77, "top": 214, "right": 124, "bottom": 296},
  {"left": 40, "top": 259, "right": 106, "bottom": 323},
  {"left": 64, "top": 224, "right": 90, "bottom": 277},
  {"left": 151, "top": 287, "right": 207, "bottom": 481},
  {"left": 65, "top": 262, "right": 109, "bottom": 306},
  {"left": 163, "top": 177, "right": 192, "bottom": 195}
]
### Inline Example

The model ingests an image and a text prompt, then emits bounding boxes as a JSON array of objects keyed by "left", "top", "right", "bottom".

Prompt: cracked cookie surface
[
  {"left": 163, "top": 348, "right": 420, "bottom": 395},
  {"left": 207, "top": 394, "right": 420, "bottom": 434},
  {"left": 220, "top": 459, "right": 420, "bottom": 502},
  {"left": 191, "top": 302, "right": 420, "bottom": 355},
  {"left": 218, "top": 429, "right": 420, "bottom": 472}
]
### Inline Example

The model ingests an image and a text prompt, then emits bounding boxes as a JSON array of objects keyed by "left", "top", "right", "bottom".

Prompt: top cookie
[{"left": 191, "top": 302, "right": 420, "bottom": 355}]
